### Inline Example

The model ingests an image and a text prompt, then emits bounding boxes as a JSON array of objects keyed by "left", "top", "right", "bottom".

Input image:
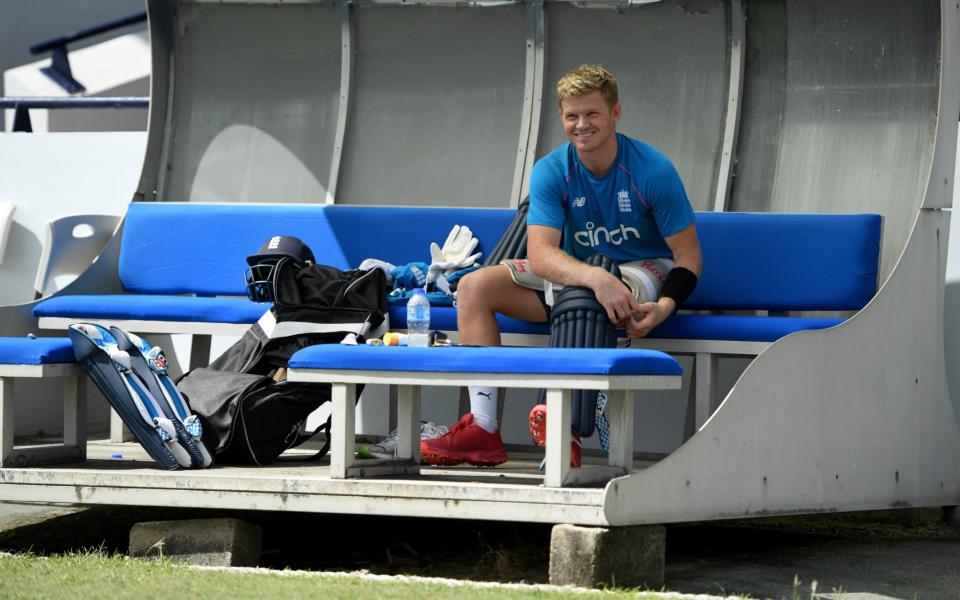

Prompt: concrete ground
[
  {"left": 666, "top": 514, "right": 960, "bottom": 599},
  {"left": 0, "top": 501, "right": 957, "bottom": 599}
]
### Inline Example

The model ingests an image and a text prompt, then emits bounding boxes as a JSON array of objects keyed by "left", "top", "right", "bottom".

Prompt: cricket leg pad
[{"left": 538, "top": 254, "right": 620, "bottom": 438}]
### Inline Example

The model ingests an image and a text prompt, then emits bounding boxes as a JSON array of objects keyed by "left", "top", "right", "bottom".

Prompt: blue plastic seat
[{"left": 0, "top": 337, "right": 75, "bottom": 365}]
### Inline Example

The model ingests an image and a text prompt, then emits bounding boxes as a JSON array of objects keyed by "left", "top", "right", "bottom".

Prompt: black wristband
[{"left": 659, "top": 266, "right": 698, "bottom": 313}]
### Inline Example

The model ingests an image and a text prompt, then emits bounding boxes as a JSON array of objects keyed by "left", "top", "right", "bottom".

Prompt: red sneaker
[
  {"left": 529, "top": 404, "right": 582, "bottom": 468},
  {"left": 420, "top": 413, "right": 508, "bottom": 467}
]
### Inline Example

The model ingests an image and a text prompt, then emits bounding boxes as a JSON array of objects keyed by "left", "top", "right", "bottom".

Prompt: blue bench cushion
[
  {"left": 388, "top": 308, "right": 841, "bottom": 342},
  {"left": 388, "top": 306, "right": 551, "bottom": 336},
  {"left": 289, "top": 345, "right": 682, "bottom": 376},
  {"left": 648, "top": 314, "right": 843, "bottom": 343},
  {"left": 35, "top": 296, "right": 840, "bottom": 344},
  {"left": 120, "top": 203, "right": 513, "bottom": 297},
  {"left": 687, "top": 212, "right": 882, "bottom": 311},
  {"left": 33, "top": 295, "right": 267, "bottom": 324},
  {"left": 0, "top": 337, "right": 75, "bottom": 365}
]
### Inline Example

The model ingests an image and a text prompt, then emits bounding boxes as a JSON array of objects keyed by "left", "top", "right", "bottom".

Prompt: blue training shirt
[{"left": 527, "top": 133, "right": 695, "bottom": 263}]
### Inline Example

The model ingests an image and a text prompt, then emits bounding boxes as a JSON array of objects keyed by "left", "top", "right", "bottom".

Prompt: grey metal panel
[
  {"left": 137, "top": 0, "right": 176, "bottom": 202},
  {"left": 727, "top": 0, "right": 785, "bottom": 214},
  {"left": 536, "top": 0, "right": 728, "bottom": 212},
  {"left": 711, "top": 0, "right": 744, "bottom": 212},
  {"left": 326, "top": 3, "right": 354, "bottom": 204},
  {"left": 768, "top": 0, "right": 939, "bottom": 281},
  {"left": 337, "top": 6, "right": 527, "bottom": 207},
  {"left": 604, "top": 210, "right": 960, "bottom": 525},
  {"left": 166, "top": 2, "right": 341, "bottom": 203},
  {"left": 511, "top": 3, "right": 544, "bottom": 208}
]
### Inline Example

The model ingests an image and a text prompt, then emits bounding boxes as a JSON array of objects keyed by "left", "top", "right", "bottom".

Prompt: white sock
[{"left": 469, "top": 386, "right": 499, "bottom": 432}]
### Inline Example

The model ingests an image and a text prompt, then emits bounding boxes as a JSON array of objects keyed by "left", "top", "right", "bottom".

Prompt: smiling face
[{"left": 560, "top": 90, "right": 621, "bottom": 158}]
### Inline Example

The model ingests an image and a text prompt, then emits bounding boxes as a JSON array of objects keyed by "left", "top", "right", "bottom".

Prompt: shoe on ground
[
  {"left": 358, "top": 421, "right": 449, "bottom": 460},
  {"left": 420, "top": 413, "right": 508, "bottom": 467},
  {"left": 528, "top": 404, "right": 582, "bottom": 468}
]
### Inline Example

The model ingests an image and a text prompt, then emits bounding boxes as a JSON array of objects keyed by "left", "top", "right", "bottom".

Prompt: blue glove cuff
[
  {"left": 445, "top": 264, "right": 481, "bottom": 288},
  {"left": 390, "top": 262, "right": 429, "bottom": 289}
]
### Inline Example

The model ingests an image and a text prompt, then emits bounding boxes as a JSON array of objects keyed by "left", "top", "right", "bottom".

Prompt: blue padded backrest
[
  {"left": 688, "top": 212, "right": 882, "bottom": 311},
  {"left": 323, "top": 205, "right": 513, "bottom": 268},
  {"left": 121, "top": 203, "right": 348, "bottom": 295},
  {"left": 120, "top": 203, "right": 513, "bottom": 296},
  {"left": 120, "top": 204, "right": 880, "bottom": 308}
]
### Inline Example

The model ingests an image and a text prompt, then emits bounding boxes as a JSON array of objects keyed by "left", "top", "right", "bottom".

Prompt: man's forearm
[{"left": 529, "top": 245, "right": 603, "bottom": 289}]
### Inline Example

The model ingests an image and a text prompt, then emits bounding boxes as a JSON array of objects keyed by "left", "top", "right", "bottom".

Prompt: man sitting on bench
[{"left": 421, "top": 64, "right": 703, "bottom": 467}]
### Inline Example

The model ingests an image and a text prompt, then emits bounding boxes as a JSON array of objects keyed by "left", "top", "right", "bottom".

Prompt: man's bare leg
[{"left": 456, "top": 264, "right": 549, "bottom": 346}]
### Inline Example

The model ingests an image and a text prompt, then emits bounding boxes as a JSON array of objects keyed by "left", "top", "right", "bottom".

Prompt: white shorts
[{"left": 500, "top": 257, "right": 674, "bottom": 307}]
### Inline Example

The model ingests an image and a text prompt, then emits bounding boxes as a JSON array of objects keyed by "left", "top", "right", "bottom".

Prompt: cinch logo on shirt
[{"left": 574, "top": 221, "right": 641, "bottom": 248}]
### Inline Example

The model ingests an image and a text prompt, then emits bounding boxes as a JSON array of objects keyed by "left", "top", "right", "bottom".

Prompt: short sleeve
[
  {"left": 648, "top": 162, "right": 696, "bottom": 238},
  {"left": 527, "top": 157, "right": 566, "bottom": 231}
]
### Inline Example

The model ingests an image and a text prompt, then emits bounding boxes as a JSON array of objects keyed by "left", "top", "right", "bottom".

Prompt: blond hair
[{"left": 556, "top": 64, "right": 619, "bottom": 108}]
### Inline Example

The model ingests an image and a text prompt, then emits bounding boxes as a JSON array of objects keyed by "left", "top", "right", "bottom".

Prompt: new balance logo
[
  {"left": 573, "top": 196, "right": 586, "bottom": 208},
  {"left": 574, "top": 222, "right": 641, "bottom": 248}
]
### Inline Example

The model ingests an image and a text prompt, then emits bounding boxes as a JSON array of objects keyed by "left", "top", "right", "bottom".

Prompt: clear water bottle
[{"left": 406, "top": 288, "right": 431, "bottom": 347}]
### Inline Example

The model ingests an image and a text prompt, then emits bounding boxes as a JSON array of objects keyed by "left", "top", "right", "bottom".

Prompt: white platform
[{"left": 0, "top": 439, "right": 630, "bottom": 526}]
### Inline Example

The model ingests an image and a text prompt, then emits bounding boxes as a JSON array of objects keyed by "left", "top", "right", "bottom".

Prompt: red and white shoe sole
[{"left": 420, "top": 446, "right": 508, "bottom": 467}]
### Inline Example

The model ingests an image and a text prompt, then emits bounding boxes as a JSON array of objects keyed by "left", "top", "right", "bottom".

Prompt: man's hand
[
  {"left": 625, "top": 299, "right": 674, "bottom": 338},
  {"left": 589, "top": 267, "right": 641, "bottom": 325}
]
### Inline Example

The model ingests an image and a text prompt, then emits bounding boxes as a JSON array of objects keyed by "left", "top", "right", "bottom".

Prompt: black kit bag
[{"left": 177, "top": 260, "right": 388, "bottom": 465}]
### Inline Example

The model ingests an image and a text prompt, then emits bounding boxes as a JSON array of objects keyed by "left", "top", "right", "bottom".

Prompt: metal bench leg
[
  {"left": 0, "top": 373, "right": 85, "bottom": 467},
  {"left": 496, "top": 388, "right": 506, "bottom": 424},
  {"left": 606, "top": 389, "right": 634, "bottom": 473},
  {"left": 0, "top": 377, "right": 13, "bottom": 467},
  {"left": 110, "top": 409, "right": 134, "bottom": 443},
  {"left": 457, "top": 386, "right": 469, "bottom": 419},
  {"left": 388, "top": 385, "right": 398, "bottom": 431},
  {"left": 63, "top": 372, "right": 87, "bottom": 460},
  {"left": 395, "top": 384, "right": 421, "bottom": 464},
  {"left": 544, "top": 388, "right": 571, "bottom": 487},
  {"left": 189, "top": 334, "right": 212, "bottom": 371},
  {"left": 330, "top": 383, "right": 356, "bottom": 478},
  {"left": 695, "top": 352, "right": 719, "bottom": 430}
]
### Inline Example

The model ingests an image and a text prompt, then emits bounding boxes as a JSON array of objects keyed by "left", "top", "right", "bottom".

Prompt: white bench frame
[
  {"left": 288, "top": 366, "right": 681, "bottom": 487},
  {"left": 39, "top": 315, "right": 768, "bottom": 444},
  {"left": 502, "top": 332, "right": 771, "bottom": 435},
  {"left": 0, "top": 362, "right": 86, "bottom": 467}
]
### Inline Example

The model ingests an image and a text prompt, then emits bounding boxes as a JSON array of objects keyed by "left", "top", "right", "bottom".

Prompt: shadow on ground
[
  {"left": 0, "top": 505, "right": 552, "bottom": 582},
  {"left": 1, "top": 503, "right": 958, "bottom": 599}
]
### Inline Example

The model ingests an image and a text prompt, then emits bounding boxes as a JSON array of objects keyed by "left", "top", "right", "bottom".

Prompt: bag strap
[
  {"left": 276, "top": 416, "right": 331, "bottom": 462},
  {"left": 277, "top": 383, "right": 363, "bottom": 462}
]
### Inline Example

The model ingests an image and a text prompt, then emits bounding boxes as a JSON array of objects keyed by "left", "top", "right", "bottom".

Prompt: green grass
[{"left": 0, "top": 552, "right": 686, "bottom": 600}]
